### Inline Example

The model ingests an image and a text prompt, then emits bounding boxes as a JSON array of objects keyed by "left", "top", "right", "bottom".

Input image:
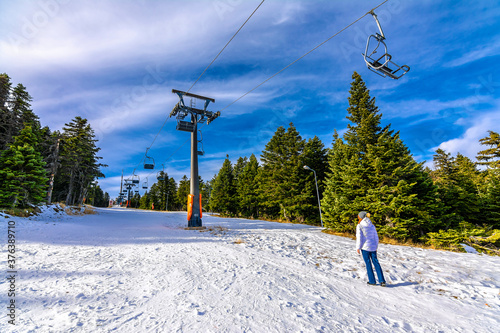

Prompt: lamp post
[{"left": 303, "top": 165, "right": 323, "bottom": 228}]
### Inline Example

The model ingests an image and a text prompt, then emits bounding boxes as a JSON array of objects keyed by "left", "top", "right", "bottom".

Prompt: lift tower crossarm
[{"left": 172, "top": 89, "right": 215, "bottom": 105}]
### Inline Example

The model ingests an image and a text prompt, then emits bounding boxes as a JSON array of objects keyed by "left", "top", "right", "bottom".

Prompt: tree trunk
[
  {"left": 46, "top": 138, "right": 60, "bottom": 204},
  {"left": 65, "top": 170, "right": 75, "bottom": 206}
]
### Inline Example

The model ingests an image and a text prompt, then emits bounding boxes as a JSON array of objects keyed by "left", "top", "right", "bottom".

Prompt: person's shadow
[{"left": 386, "top": 282, "right": 418, "bottom": 288}]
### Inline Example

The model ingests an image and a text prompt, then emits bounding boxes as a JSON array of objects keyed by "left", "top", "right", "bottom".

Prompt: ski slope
[{"left": 1, "top": 206, "right": 499, "bottom": 332}]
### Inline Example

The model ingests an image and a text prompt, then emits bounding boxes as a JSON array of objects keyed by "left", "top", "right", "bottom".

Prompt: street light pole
[{"left": 303, "top": 165, "right": 323, "bottom": 228}]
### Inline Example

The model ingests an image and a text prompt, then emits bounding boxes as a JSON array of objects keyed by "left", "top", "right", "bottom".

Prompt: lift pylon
[{"left": 170, "top": 89, "right": 219, "bottom": 227}]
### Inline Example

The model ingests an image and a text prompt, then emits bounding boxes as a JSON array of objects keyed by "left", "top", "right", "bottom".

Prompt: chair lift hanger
[{"left": 362, "top": 10, "right": 410, "bottom": 79}]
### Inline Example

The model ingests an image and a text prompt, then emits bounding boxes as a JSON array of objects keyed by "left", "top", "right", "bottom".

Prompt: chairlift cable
[
  {"left": 123, "top": 0, "right": 388, "bottom": 187},
  {"left": 219, "top": 0, "right": 389, "bottom": 113},
  {"left": 127, "top": 1, "right": 265, "bottom": 182},
  {"left": 141, "top": 137, "right": 191, "bottom": 180},
  {"left": 186, "top": 0, "right": 266, "bottom": 93}
]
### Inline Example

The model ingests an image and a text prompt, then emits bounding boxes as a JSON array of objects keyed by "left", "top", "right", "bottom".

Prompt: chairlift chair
[
  {"left": 144, "top": 149, "right": 155, "bottom": 169},
  {"left": 131, "top": 172, "right": 140, "bottom": 184},
  {"left": 144, "top": 157, "right": 155, "bottom": 170},
  {"left": 142, "top": 177, "right": 148, "bottom": 189},
  {"left": 157, "top": 171, "right": 164, "bottom": 181},
  {"left": 362, "top": 11, "right": 410, "bottom": 80}
]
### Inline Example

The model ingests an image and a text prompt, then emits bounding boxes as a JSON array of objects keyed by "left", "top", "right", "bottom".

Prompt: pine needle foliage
[
  {"left": 257, "top": 123, "right": 314, "bottom": 223},
  {"left": 321, "top": 72, "right": 439, "bottom": 241},
  {"left": 0, "top": 126, "right": 48, "bottom": 208}
]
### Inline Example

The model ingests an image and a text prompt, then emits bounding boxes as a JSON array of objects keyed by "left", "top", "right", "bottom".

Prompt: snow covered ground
[{"left": 1, "top": 206, "right": 499, "bottom": 332}]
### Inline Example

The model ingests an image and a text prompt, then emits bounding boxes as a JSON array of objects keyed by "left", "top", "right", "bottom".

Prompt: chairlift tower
[{"left": 170, "top": 89, "right": 220, "bottom": 227}]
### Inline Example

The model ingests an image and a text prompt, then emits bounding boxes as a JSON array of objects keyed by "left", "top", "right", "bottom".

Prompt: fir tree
[
  {"left": 237, "top": 154, "right": 260, "bottom": 218},
  {"left": 431, "top": 149, "right": 481, "bottom": 228},
  {"left": 54, "top": 117, "right": 105, "bottom": 205},
  {"left": 322, "top": 72, "right": 439, "bottom": 240},
  {"left": 210, "top": 157, "right": 237, "bottom": 215},
  {"left": 258, "top": 123, "right": 313, "bottom": 222},
  {"left": 233, "top": 157, "right": 248, "bottom": 182},
  {"left": 139, "top": 191, "right": 151, "bottom": 210},
  {"left": 477, "top": 131, "right": 500, "bottom": 169},
  {"left": 302, "top": 136, "right": 328, "bottom": 224},
  {"left": 0, "top": 126, "right": 48, "bottom": 208},
  {"left": 177, "top": 175, "right": 190, "bottom": 211},
  {"left": 0, "top": 78, "right": 42, "bottom": 151},
  {"left": 0, "top": 73, "right": 13, "bottom": 151},
  {"left": 199, "top": 176, "right": 210, "bottom": 213},
  {"left": 483, "top": 169, "right": 500, "bottom": 227},
  {"left": 477, "top": 131, "right": 500, "bottom": 226}
]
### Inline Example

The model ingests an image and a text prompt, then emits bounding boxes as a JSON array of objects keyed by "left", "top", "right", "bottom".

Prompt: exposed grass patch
[
  {"left": 202, "top": 225, "right": 228, "bottom": 237},
  {"left": 83, "top": 205, "right": 97, "bottom": 215},
  {"left": 0, "top": 206, "right": 41, "bottom": 217},
  {"left": 63, "top": 204, "right": 97, "bottom": 216},
  {"left": 233, "top": 238, "right": 245, "bottom": 244}
]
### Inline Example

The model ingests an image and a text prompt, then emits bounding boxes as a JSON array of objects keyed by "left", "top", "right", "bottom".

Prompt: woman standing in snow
[{"left": 356, "top": 211, "right": 386, "bottom": 287}]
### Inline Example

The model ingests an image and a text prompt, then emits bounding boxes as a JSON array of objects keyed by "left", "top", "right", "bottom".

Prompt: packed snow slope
[{"left": 1, "top": 207, "right": 499, "bottom": 333}]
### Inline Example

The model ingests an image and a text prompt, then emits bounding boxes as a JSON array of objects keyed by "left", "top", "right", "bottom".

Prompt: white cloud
[
  {"left": 379, "top": 95, "right": 495, "bottom": 123},
  {"left": 435, "top": 110, "right": 500, "bottom": 161},
  {"left": 445, "top": 38, "right": 500, "bottom": 68}
]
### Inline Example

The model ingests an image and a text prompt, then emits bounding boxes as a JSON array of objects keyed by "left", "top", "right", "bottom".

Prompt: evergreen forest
[
  {"left": 2, "top": 72, "right": 499, "bottom": 253},
  {"left": 0, "top": 73, "right": 108, "bottom": 209},
  {"left": 203, "top": 73, "right": 500, "bottom": 253}
]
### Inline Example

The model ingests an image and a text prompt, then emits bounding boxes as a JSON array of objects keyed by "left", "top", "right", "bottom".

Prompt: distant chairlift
[
  {"left": 142, "top": 178, "right": 148, "bottom": 189},
  {"left": 157, "top": 171, "right": 164, "bottom": 181},
  {"left": 144, "top": 149, "right": 155, "bottom": 170},
  {"left": 131, "top": 172, "right": 140, "bottom": 184},
  {"left": 362, "top": 11, "right": 410, "bottom": 80}
]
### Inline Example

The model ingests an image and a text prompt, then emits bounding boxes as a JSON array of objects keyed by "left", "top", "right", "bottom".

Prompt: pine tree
[
  {"left": 210, "top": 157, "right": 237, "bottom": 215},
  {"left": 321, "top": 72, "right": 439, "bottom": 240},
  {"left": 483, "top": 169, "right": 500, "bottom": 227},
  {"left": 177, "top": 175, "right": 190, "bottom": 211},
  {"left": 139, "top": 191, "right": 151, "bottom": 210},
  {"left": 367, "top": 129, "right": 440, "bottom": 240},
  {"left": 477, "top": 131, "right": 500, "bottom": 169},
  {"left": 431, "top": 149, "right": 481, "bottom": 228},
  {"left": 258, "top": 123, "right": 313, "bottom": 222},
  {"left": 476, "top": 131, "right": 500, "bottom": 227},
  {"left": 233, "top": 157, "right": 248, "bottom": 182},
  {"left": 302, "top": 136, "right": 328, "bottom": 224},
  {"left": 0, "top": 73, "right": 13, "bottom": 151},
  {"left": 237, "top": 154, "right": 260, "bottom": 218},
  {"left": 11, "top": 83, "right": 41, "bottom": 134},
  {"left": 54, "top": 117, "right": 105, "bottom": 205},
  {"left": 0, "top": 126, "right": 48, "bottom": 208},
  {"left": 0, "top": 78, "right": 42, "bottom": 152},
  {"left": 163, "top": 177, "right": 178, "bottom": 211}
]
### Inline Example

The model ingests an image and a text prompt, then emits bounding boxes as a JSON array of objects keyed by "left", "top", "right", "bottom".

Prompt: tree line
[
  {"left": 126, "top": 173, "right": 212, "bottom": 213},
  {"left": 0, "top": 73, "right": 107, "bottom": 209},
  {"left": 205, "top": 72, "right": 499, "bottom": 252}
]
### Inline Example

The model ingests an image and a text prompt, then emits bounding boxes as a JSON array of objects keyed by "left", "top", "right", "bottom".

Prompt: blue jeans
[{"left": 361, "top": 250, "right": 386, "bottom": 284}]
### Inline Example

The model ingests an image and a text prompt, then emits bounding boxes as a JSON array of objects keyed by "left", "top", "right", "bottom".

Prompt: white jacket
[{"left": 356, "top": 217, "right": 379, "bottom": 251}]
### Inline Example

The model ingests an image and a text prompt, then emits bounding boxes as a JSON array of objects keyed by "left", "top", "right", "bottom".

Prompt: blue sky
[{"left": 1, "top": 0, "right": 499, "bottom": 198}]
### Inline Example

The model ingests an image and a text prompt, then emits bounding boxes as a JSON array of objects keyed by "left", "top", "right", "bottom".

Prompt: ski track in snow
[{"left": 1, "top": 207, "right": 499, "bottom": 332}]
